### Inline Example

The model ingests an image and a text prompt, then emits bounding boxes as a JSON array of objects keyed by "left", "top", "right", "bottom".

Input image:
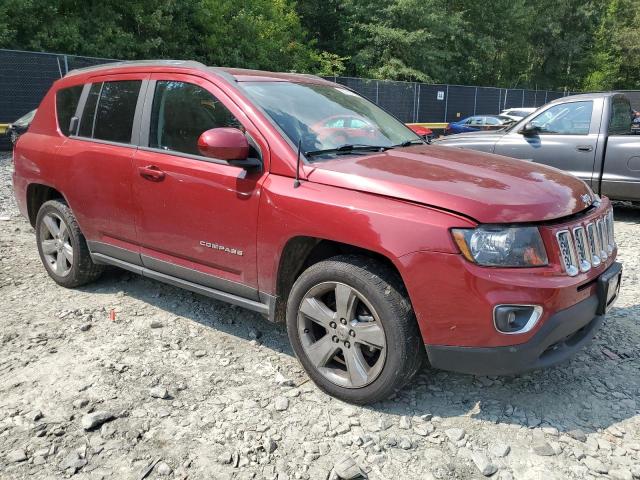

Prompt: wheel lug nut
[
  {"left": 332, "top": 336, "right": 339, "bottom": 343},
  {"left": 340, "top": 318, "right": 347, "bottom": 325},
  {"left": 344, "top": 341, "right": 350, "bottom": 348},
  {"left": 349, "top": 330, "right": 355, "bottom": 337},
  {"left": 329, "top": 321, "right": 336, "bottom": 329}
]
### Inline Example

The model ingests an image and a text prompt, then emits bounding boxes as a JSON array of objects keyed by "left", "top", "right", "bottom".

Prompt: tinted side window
[
  {"left": 93, "top": 81, "right": 141, "bottom": 143},
  {"left": 56, "top": 85, "right": 83, "bottom": 136},
  {"left": 78, "top": 83, "right": 101, "bottom": 138},
  {"left": 530, "top": 101, "right": 593, "bottom": 135},
  {"left": 149, "top": 81, "right": 241, "bottom": 156},
  {"left": 609, "top": 97, "right": 633, "bottom": 135}
]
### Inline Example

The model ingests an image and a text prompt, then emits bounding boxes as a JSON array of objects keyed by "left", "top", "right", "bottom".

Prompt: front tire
[
  {"left": 286, "top": 255, "right": 424, "bottom": 404},
  {"left": 35, "top": 199, "right": 104, "bottom": 288}
]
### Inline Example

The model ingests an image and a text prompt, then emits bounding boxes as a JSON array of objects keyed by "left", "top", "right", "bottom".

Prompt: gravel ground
[{"left": 1, "top": 150, "right": 639, "bottom": 480}]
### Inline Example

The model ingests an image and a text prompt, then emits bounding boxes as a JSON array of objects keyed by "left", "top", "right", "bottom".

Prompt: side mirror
[
  {"left": 519, "top": 122, "right": 540, "bottom": 136},
  {"left": 198, "top": 127, "right": 251, "bottom": 163}
]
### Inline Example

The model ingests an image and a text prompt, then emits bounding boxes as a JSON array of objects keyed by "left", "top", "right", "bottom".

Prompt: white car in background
[{"left": 500, "top": 107, "right": 537, "bottom": 121}]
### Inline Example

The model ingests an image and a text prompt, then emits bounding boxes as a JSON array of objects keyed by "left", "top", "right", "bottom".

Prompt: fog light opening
[{"left": 493, "top": 305, "right": 543, "bottom": 334}]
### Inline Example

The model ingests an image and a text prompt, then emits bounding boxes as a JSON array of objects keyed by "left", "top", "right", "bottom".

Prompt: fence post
[
  {"left": 415, "top": 83, "right": 421, "bottom": 123},
  {"left": 545, "top": 91, "right": 548, "bottom": 104},
  {"left": 444, "top": 85, "right": 449, "bottom": 122},
  {"left": 473, "top": 87, "right": 478, "bottom": 115},
  {"left": 521, "top": 89, "right": 525, "bottom": 107},
  {"left": 63, "top": 55, "right": 69, "bottom": 75},
  {"left": 375, "top": 81, "right": 379, "bottom": 104}
]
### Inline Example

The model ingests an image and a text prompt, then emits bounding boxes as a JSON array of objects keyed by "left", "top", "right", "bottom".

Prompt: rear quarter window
[
  {"left": 77, "top": 80, "right": 141, "bottom": 144},
  {"left": 56, "top": 85, "right": 83, "bottom": 136},
  {"left": 93, "top": 81, "right": 141, "bottom": 143}
]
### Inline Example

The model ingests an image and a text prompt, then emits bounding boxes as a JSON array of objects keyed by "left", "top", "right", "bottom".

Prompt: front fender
[{"left": 256, "top": 174, "right": 475, "bottom": 295}]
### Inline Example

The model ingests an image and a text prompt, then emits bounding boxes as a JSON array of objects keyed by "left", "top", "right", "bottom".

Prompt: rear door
[
  {"left": 56, "top": 74, "right": 147, "bottom": 261},
  {"left": 132, "top": 73, "right": 268, "bottom": 297},
  {"left": 494, "top": 100, "right": 601, "bottom": 187}
]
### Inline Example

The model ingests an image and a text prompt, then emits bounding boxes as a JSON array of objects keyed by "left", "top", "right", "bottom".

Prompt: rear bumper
[{"left": 425, "top": 293, "right": 603, "bottom": 376}]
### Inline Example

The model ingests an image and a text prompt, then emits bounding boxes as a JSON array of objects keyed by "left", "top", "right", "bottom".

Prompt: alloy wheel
[
  {"left": 40, "top": 212, "right": 73, "bottom": 277},
  {"left": 297, "top": 281, "right": 387, "bottom": 388}
]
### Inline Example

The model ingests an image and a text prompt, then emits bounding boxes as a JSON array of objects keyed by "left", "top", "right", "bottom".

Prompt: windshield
[{"left": 241, "top": 82, "right": 421, "bottom": 158}]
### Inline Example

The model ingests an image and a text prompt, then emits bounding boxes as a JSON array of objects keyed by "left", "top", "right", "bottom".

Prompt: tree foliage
[
  {"left": 584, "top": 0, "right": 640, "bottom": 90},
  {"left": 0, "top": 0, "right": 638, "bottom": 90}
]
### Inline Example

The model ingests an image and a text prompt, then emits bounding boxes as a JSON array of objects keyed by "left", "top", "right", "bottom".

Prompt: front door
[
  {"left": 132, "top": 74, "right": 268, "bottom": 299},
  {"left": 494, "top": 100, "right": 599, "bottom": 186}
]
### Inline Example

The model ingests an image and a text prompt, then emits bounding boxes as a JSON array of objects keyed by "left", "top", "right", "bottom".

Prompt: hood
[{"left": 305, "top": 145, "right": 594, "bottom": 223}]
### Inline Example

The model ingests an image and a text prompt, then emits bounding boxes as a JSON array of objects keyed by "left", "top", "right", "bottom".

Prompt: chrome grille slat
[
  {"left": 606, "top": 210, "right": 615, "bottom": 253},
  {"left": 556, "top": 208, "right": 614, "bottom": 276},
  {"left": 586, "top": 222, "right": 601, "bottom": 267},
  {"left": 572, "top": 226, "right": 591, "bottom": 272},
  {"left": 556, "top": 230, "right": 579, "bottom": 276},
  {"left": 596, "top": 218, "right": 608, "bottom": 261}
]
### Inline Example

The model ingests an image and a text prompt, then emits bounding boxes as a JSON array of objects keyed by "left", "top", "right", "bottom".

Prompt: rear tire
[
  {"left": 35, "top": 199, "right": 104, "bottom": 288},
  {"left": 286, "top": 255, "right": 424, "bottom": 404}
]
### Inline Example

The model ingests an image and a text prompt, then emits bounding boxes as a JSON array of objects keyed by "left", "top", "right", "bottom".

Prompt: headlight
[{"left": 452, "top": 226, "right": 548, "bottom": 267}]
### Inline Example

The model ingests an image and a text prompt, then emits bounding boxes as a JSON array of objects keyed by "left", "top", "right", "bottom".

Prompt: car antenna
[{"left": 294, "top": 138, "right": 302, "bottom": 188}]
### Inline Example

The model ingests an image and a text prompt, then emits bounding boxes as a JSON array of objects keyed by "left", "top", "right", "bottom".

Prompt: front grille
[{"left": 556, "top": 207, "right": 615, "bottom": 276}]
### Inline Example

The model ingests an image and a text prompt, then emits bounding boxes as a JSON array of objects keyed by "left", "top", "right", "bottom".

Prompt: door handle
[
  {"left": 576, "top": 145, "right": 593, "bottom": 152},
  {"left": 138, "top": 165, "right": 165, "bottom": 182}
]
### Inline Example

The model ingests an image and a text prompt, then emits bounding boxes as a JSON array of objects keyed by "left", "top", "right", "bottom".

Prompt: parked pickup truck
[
  {"left": 434, "top": 92, "right": 640, "bottom": 203},
  {"left": 13, "top": 61, "right": 622, "bottom": 404}
]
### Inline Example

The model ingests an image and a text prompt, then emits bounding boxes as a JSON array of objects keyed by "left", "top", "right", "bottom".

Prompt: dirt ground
[{"left": 1, "top": 150, "right": 639, "bottom": 480}]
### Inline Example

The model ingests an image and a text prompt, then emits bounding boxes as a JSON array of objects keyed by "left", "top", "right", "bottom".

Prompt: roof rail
[{"left": 65, "top": 59, "right": 207, "bottom": 77}]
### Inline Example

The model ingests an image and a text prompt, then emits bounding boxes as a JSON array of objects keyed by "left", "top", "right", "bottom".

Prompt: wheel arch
[
  {"left": 26, "top": 183, "right": 66, "bottom": 227},
  {"left": 272, "top": 236, "right": 408, "bottom": 323}
]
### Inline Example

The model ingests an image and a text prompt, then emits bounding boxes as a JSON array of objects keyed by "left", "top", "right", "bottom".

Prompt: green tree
[
  {"left": 585, "top": 0, "right": 640, "bottom": 90},
  {"left": 1, "top": 0, "right": 638, "bottom": 90},
  {"left": 0, "top": 0, "right": 315, "bottom": 72}
]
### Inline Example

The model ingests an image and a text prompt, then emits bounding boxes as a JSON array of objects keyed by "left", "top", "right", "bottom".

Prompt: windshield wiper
[
  {"left": 394, "top": 139, "right": 426, "bottom": 147},
  {"left": 305, "top": 144, "right": 392, "bottom": 157}
]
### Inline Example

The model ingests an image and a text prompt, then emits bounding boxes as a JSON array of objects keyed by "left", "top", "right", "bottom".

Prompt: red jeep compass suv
[{"left": 12, "top": 60, "right": 622, "bottom": 404}]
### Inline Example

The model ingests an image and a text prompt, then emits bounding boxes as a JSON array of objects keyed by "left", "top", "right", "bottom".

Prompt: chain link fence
[
  {"left": 328, "top": 76, "right": 572, "bottom": 123},
  {"left": 0, "top": 49, "right": 114, "bottom": 148},
  {"left": 0, "top": 49, "right": 114, "bottom": 120},
  {"left": 0, "top": 48, "right": 586, "bottom": 149}
]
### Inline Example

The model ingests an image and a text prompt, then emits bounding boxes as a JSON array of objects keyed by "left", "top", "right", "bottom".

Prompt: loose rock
[
  {"left": 472, "top": 452, "right": 498, "bottom": 477},
  {"left": 583, "top": 456, "right": 608, "bottom": 474},
  {"left": 81, "top": 411, "right": 115, "bottom": 430},
  {"left": 491, "top": 443, "right": 511, "bottom": 458},
  {"left": 532, "top": 441, "right": 556, "bottom": 456},
  {"left": 6, "top": 449, "right": 27, "bottom": 463},
  {"left": 445, "top": 428, "right": 465, "bottom": 442},
  {"left": 333, "top": 455, "right": 366, "bottom": 479},
  {"left": 274, "top": 396, "right": 289, "bottom": 411},
  {"left": 150, "top": 386, "right": 169, "bottom": 399}
]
